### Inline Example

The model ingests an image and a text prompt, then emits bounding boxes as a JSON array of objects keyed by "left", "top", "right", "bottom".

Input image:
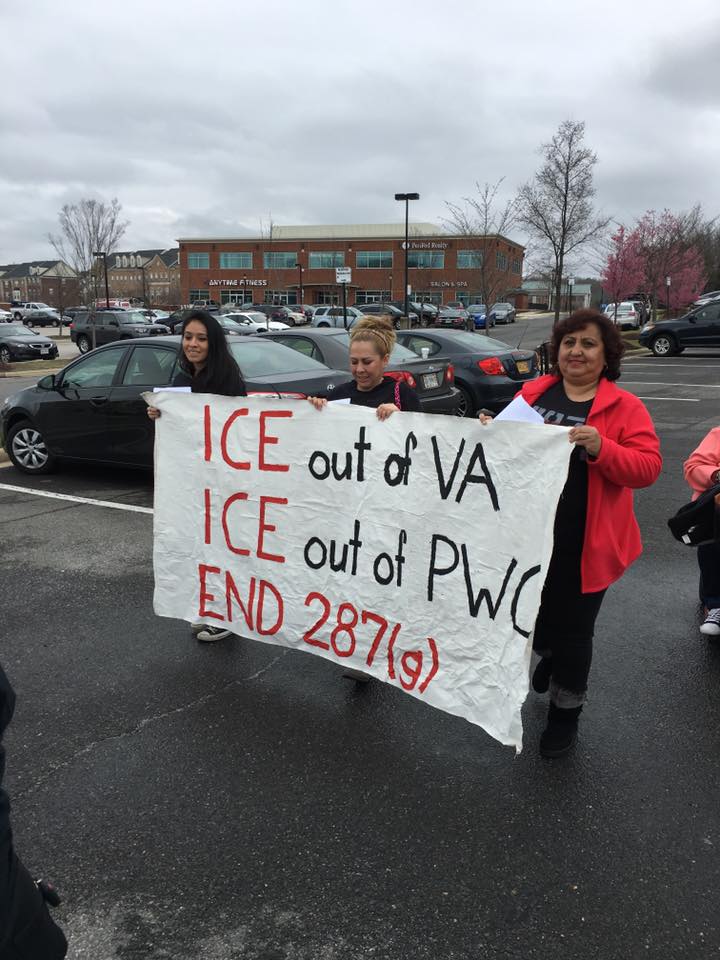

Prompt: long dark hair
[
  {"left": 179, "top": 309, "right": 246, "bottom": 396},
  {"left": 549, "top": 308, "right": 625, "bottom": 381}
]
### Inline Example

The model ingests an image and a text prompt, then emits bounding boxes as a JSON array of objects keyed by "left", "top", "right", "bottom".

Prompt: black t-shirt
[
  {"left": 173, "top": 367, "right": 246, "bottom": 397},
  {"left": 533, "top": 381, "right": 594, "bottom": 556},
  {"left": 321, "top": 377, "right": 421, "bottom": 411}
]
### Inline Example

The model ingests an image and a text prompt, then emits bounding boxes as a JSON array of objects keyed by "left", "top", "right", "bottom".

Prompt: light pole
[
  {"left": 394, "top": 192, "right": 420, "bottom": 324},
  {"left": 567, "top": 276, "right": 575, "bottom": 315},
  {"left": 298, "top": 262, "right": 304, "bottom": 306},
  {"left": 93, "top": 251, "right": 110, "bottom": 309},
  {"left": 666, "top": 275, "right": 672, "bottom": 319}
]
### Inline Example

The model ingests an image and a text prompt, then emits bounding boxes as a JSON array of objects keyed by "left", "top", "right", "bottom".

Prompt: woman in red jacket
[{"left": 484, "top": 309, "right": 662, "bottom": 757}]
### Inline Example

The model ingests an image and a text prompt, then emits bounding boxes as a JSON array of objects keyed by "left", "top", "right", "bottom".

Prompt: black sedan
[
  {"left": 261, "top": 327, "right": 461, "bottom": 415},
  {"left": 638, "top": 301, "right": 720, "bottom": 356},
  {"left": 395, "top": 328, "right": 539, "bottom": 417},
  {"left": 0, "top": 325, "right": 59, "bottom": 364},
  {"left": 0, "top": 336, "right": 348, "bottom": 474}
]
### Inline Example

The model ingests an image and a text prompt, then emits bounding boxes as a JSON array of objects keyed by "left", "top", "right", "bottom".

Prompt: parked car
[
  {"left": 0, "top": 324, "right": 59, "bottom": 364},
  {"left": 603, "top": 302, "right": 642, "bottom": 329},
  {"left": 444, "top": 301, "right": 467, "bottom": 311},
  {"left": 388, "top": 300, "right": 438, "bottom": 324},
  {"left": 638, "top": 301, "right": 720, "bottom": 356},
  {"left": 0, "top": 307, "right": 13, "bottom": 322},
  {"left": 311, "top": 305, "right": 365, "bottom": 328},
  {"left": 693, "top": 290, "right": 720, "bottom": 307},
  {"left": 295, "top": 303, "right": 315, "bottom": 321},
  {"left": 218, "top": 312, "right": 289, "bottom": 334},
  {"left": 0, "top": 336, "right": 350, "bottom": 475},
  {"left": 11, "top": 302, "right": 62, "bottom": 327},
  {"left": 261, "top": 327, "right": 461, "bottom": 415},
  {"left": 69, "top": 309, "right": 170, "bottom": 353},
  {"left": 466, "top": 303, "right": 494, "bottom": 330},
  {"left": 488, "top": 302, "right": 517, "bottom": 325},
  {"left": 248, "top": 304, "right": 306, "bottom": 326},
  {"left": 395, "top": 328, "right": 539, "bottom": 417},
  {"left": 435, "top": 306, "right": 469, "bottom": 329},
  {"left": 356, "top": 303, "right": 419, "bottom": 325},
  {"left": 139, "top": 309, "right": 171, "bottom": 323}
]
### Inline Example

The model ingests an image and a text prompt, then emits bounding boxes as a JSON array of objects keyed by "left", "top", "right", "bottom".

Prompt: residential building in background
[
  {"left": 107, "top": 249, "right": 180, "bottom": 305},
  {"left": 178, "top": 224, "right": 524, "bottom": 307},
  {"left": 0, "top": 260, "right": 78, "bottom": 308}
]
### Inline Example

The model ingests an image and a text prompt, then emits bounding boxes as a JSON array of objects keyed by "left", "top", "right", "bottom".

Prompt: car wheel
[
  {"left": 77, "top": 334, "right": 91, "bottom": 353},
  {"left": 454, "top": 384, "right": 475, "bottom": 418},
  {"left": 7, "top": 420, "right": 56, "bottom": 475},
  {"left": 650, "top": 334, "right": 677, "bottom": 357},
  {"left": 13, "top": 312, "right": 22, "bottom": 321},
  {"left": 0, "top": 346, "right": 12, "bottom": 364},
  {"left": 25, "top": 318, "right": 35, "bottom": 328}
]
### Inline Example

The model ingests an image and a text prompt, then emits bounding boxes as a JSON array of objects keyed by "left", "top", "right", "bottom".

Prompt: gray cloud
[{"left": 1, "top": 0, "right": 719, "bottom": 265}]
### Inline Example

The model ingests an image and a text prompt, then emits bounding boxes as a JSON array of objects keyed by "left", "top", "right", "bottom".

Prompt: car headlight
[{"left": 641, "top": 323, "right": 655, "bottom": 332}]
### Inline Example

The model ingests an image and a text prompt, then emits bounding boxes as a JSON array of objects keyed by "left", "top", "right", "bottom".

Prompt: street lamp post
[
  {"left": 567, "top": 276, "right": 575, "bottom": 315},
  {"left": 298, "top": 262, "right": 304, "bottom": 306},
  {"left": 394, "top": 192, "right": 420, "bottom": 324},
  {"left": 666, "top": 276, "right": 672, "bottom": 319}
]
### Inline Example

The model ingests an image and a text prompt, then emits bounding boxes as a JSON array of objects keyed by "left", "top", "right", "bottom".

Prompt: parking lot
[{"left": 2, "top": 345, "right": 720, "bottom": 958}]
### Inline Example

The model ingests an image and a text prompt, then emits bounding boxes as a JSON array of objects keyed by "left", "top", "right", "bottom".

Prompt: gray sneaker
[
  {"left": 196, "top": 625, "right": 233, "bottom": 643},
  {"left": 700, "top": 608, "right": 720, "bottom": 637}
]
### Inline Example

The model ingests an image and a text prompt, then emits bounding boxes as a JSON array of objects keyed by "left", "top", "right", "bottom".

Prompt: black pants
[
  {"left": 532, "top": 547, "right": 607, "bottom": 708},
  {"left": 0, "top": 667, "right": 67, "bottom": 959},
  {"left": 698, "top": 541, "right": 720, "bottom": 609}
]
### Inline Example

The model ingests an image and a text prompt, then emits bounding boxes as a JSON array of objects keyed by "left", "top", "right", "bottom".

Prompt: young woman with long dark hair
[{"left": 148, "top": 309, "right": 246, "bottom": 641}]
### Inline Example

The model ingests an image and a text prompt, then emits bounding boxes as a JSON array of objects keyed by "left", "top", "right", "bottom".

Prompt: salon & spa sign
[{"left": 148, "top": 393, "right": 572, "bottom": 750}]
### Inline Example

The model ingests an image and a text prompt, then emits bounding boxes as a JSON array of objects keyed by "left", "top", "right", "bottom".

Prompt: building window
[
  {"left": 189, "top": 289, "right": 210, "bottom": 301},
  {"left": 315, "top": 291, "right": 339, "bottom": 305},
  {"left": 407, "top": 251, "right": 444, "bottom": 269},
  {"left": 355, "top": 290, "right": 390, "bottom": 305},
  {"left": 308, "top": 251, "right": 345, "bottom": 269},
  {"left": 457, "top": 250, "right": 483, "bottom": 269},
  {"left": 496, "top": 252, "right": 508, "bottom": 270},
  {"left": 415, "top": 290, "right": 442, "bottom": 306},
  {"left": 356, "top": 251, "right": 393, "bottom": 269},
  {"left": 188, "top": 253, "right": 209, "bottom": 269},
  {"left": 263, "top": 290, "right": 298, "bottom": 305},
  {"left": 263, "top": 252, "right": 297, "bottom": 269},
  {"left": 220, "top": 252, "right": 253, "bottom": 270},
  {"left": 511, "top": 257, "right": 522, "bottom": 273}
]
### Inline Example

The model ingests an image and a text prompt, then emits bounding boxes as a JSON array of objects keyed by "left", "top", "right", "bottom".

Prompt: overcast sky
[{"left": 2, "top": 0, "right": 719, "bottom": 271}]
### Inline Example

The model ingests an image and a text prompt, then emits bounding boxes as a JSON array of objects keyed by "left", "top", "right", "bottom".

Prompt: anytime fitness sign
[{"left": 149, "top": 395, "right": 572, "bottom": 750}]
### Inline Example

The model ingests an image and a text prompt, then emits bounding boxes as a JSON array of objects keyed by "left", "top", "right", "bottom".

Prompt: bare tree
[
  {"left": 48, "top": 198, "right": 128, "bottom": 303},
  {"left": 516, "top": 120, "right": 610, "bottom": 323},
  {"left": 688, "top": 213, "right": 720, "bottom": 292},
  {"left": 444, "top": 179, "right": 518, "bottom": 332}
]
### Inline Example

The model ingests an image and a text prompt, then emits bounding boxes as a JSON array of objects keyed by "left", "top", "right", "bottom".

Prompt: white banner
[{"left": 149, "top": 394, "right": 572, "bottom": 750}]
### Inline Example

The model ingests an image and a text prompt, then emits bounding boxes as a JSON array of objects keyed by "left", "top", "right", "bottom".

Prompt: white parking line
[
  {"left": 0, "top": 483, "right": 153, "bottom": 514},
  {"left": 621, "top": 381, "right": 720, "bottom": 388},
  {"left": 635, "top": 396, "right": 699, "bottom": 402},
  {"left": 624, "top": 362, "right": 720, "bottom": 368}
]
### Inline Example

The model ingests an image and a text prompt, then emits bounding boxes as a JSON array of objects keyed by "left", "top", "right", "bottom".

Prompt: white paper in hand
[
  {"left": 152, "top": 386, "right": 192, "bottom": 394},
  {"left": 494, "top": 395, "right": 544, "bottom": 424}
]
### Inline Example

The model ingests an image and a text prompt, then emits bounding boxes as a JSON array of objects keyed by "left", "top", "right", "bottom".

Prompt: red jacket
[{"left": 520, "top": 376, "right": 662, "bottom": 593}]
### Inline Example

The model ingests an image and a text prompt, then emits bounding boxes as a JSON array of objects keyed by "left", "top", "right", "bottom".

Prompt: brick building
[
  {"left": 0, "top": 260, "right": 79, "bottom": 309},
  {"left": 107, "top": 249, "right": 180, "bottom": 305},
  {"left": 178, "top": 224, "right": 524, "bottom": 308}
]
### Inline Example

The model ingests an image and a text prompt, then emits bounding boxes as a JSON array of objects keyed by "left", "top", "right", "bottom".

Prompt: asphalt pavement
[{"left": 2, "top": 346, "right": 720, "bottom": 958}]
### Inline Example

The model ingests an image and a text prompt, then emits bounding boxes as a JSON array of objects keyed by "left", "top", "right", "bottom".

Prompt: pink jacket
[
  {"left": 520, "top": 376, "right": 662, "bottom": 593},
  {"left": 684, "top": 427, "right": 720, "bottom": 500}
]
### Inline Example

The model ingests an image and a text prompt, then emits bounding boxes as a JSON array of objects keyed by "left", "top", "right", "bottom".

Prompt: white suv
[{"left": 311, "top": 305, "right": 364, "bottom": 328}]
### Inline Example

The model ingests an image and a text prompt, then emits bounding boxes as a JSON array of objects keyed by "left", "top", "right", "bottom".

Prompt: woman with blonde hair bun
[{"left": 307, "top": 314, "right": 420, "bottom": 419}]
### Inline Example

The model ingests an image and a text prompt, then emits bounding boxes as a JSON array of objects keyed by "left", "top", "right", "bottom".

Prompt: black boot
[
  {"left": 539, "top": 703, "right": 582, "bottom": 758},
  {"left": 531, "top": 656, "right": 553, "bottom": 693}
]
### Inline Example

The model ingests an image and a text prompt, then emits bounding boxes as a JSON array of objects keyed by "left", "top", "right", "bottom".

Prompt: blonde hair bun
[{"left": 350, "top": 314, "right": 396, "bottom": 357}]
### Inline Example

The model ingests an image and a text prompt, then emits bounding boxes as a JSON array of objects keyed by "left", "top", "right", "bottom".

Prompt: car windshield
[
  {"left": 468, "top": 304, "right": 487, "bottom": 312},
  {"left": 120, "top": 311, "right": 152, "bottom": 325},
  {"left": 4, "top": 325, "right": 35, "bottom": 337},
  {"left": 229, "top": 339, "right": 331, "bottom": 375},
  {"left": 492, "top": 303, "right": 511, "bottom": 310}
]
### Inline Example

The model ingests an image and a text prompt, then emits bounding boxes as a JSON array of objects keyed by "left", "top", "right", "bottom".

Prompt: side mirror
[
  {"left": 38, "top": 374, "right": 57, "bottom": 390},
  {"left": 109, "top": 319, "right": 119, "bottom": 327}
]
